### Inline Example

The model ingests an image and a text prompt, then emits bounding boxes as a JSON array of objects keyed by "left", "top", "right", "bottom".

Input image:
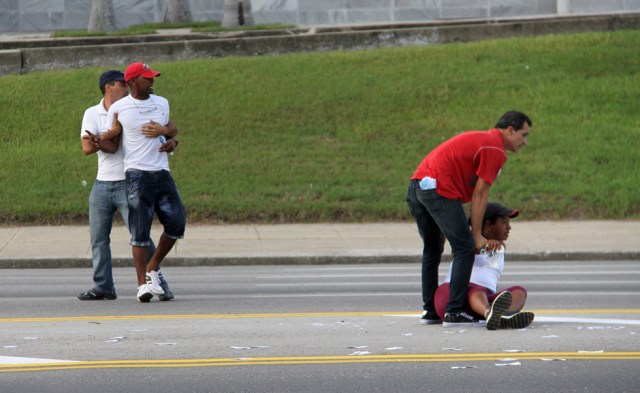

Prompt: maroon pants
[{"left": 434, "top": 282, "right": 527, "bottom": 320}]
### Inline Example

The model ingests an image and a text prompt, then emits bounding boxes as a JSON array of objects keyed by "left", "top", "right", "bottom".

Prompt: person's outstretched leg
[
  {"left": 485, "top": 291, "right": 512, "bottom": 330},
  {"left": 505, "top": 286, "right": 527, "bottom": 313},
  {"left": 468, "top": 289, "right": 490, "bottom": 317},
  {"left": 146, "top": 234, "right": 176, "bottom": 273},
  {"left": 499, "top": 286, "right": 533, "bottom": 329}
]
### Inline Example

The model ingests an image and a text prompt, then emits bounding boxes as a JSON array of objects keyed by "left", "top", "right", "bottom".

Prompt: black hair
[
  {"left": 495, "top": 111, "right": 532, "bottom": 130},
  {"left": 99, "top": 81, "right": 117, "bottom": 95}
]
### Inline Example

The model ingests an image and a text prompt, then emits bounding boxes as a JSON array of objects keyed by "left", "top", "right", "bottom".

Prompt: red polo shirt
[{"left": 411, "top": 128, "right": 506, "bottom": 203}]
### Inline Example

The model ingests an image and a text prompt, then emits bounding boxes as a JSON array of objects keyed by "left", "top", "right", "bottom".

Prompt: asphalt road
[{"left": 1, "top": 261, "right": 639, "bottom": 392}]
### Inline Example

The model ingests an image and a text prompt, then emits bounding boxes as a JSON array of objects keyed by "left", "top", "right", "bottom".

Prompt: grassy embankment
[{"left": 1, "top": 30, "right": 638, "bottom": 224}]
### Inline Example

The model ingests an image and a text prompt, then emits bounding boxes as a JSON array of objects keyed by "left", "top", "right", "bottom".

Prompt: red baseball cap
[{"left": 124, "top": 62, "right": 161, "bottom": 82}]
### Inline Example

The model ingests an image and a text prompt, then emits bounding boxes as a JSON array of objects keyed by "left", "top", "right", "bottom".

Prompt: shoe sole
[
  {"left": 421, "top": 319, "right": 442, "bottom": 325},
  {"left": 138, "top": 292, "right": 153, "bottom": 303},
  {"left": 501, "top": 311, "right": 535, "bottom": 329},
  {"left": 442, "top": 321, "right": 484, "bottom": 328},
  {"left": 486, "top": 291, "right": 512, "bottom": 330},
  {"left": 77, "top": 293, "right": 117, "bottom": 301}
]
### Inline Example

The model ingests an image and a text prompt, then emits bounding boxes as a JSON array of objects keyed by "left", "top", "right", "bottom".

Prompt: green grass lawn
[{"left": 1, "top": 30, "right": 638, "bottom": 224}]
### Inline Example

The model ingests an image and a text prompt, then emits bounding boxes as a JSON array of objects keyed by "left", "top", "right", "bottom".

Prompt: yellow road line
[
  {"left": 2, "top": 352, "right": 640, "bottom": 373},
  {"left": 1, "top": 309, "right": 639, "bottom": 323}
]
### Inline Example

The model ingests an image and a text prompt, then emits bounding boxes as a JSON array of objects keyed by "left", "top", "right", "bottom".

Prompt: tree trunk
[
  {"left": 88, "top": 0, "right": 116, "bottom": 33},
  {"left": 222, "top": 0, "right": 255, "bottom": 28},
  {"left": 164, "top": 0, "right": 193, "bottom": 24}
]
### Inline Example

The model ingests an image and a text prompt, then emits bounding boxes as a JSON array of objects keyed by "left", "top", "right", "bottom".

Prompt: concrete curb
[
  {"left": 0, "top": 49, "right": 20, "bottom": 75},
  {"left": 2, "top": 251, "right": 638, "bottom": 269}
]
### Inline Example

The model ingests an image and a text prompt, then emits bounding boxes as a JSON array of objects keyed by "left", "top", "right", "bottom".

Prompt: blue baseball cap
[{"left": 99, "top": 70, "right": 125, "bottom": 89}]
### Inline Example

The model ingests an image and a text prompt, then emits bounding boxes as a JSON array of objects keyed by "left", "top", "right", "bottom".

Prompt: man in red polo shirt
[{"left": 406, "top": 111, "right": 532, "bottom": 327}]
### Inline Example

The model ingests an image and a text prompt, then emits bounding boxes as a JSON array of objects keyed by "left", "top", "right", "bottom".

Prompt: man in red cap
[
  {"left": 102, "top": 62, "right": 186, "bottom": 303},
  {"left": 124, "top": 61, "right": 161, "bottom": 82},
  {"left": 79, "top": 69, "right": 177, "bottom": 302}
]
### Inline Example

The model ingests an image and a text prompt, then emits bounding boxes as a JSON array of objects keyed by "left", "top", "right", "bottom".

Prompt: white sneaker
[
  {"left": 137, "top": 284, "right": 153, "bottom": 303},
  {"left": 145, "top": 271, "right": 165, "bottom": 295}
]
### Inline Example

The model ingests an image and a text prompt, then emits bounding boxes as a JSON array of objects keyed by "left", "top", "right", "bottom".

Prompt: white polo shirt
[
  {"left": 107, "top": 94, "right": 170, "bottom": 172},
  {"left": 80, "top": 99, "right": 125, "bottom": 181}
]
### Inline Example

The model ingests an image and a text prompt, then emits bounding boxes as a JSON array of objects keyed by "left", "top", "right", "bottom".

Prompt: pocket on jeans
[
  {"left": 417, "top": 189, "right": 443, "bottom": 211},
  {"left": 427, "top": 195, "right": 446, "bottom": 214}
]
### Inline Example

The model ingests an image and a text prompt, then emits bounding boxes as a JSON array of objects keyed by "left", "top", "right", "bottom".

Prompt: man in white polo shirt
[
  {"left": 79, "top": 70, "right": 176, "bottom": 302},
  {"left": 103, "top": 62, "right": 186, "bottom": 303}
]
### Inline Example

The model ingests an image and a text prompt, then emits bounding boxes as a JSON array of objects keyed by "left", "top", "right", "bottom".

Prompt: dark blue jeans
[
  {"left": 125, "top": 169, "right": 186, "bottom": 247},
  {"left": 406, "top": 180, "right": 475, "bottom": 314}
]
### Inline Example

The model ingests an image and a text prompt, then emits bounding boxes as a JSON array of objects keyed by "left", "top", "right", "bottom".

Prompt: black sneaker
[
  {"left": 500, "top": 311, "right": 535, "bottom": 329},
  {"left": 443, "top": 311, "right": 479, "bottom": 327},
  {"left": 158, "top": 271, "right": 174, "bottom": 301},
  {"left": 486, "top": 291, "right": 512, "bottom": 331},
  {"left": 420, "top": 310, "right": 442, "bottom": 325},
  {"left": 77, "top": 289, "right": 117, "bottom": 301},
  {"left": 158, "top": 289, "right": 174, "bottom": 301}
]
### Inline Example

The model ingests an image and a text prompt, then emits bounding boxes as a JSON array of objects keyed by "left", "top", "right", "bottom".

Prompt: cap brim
[{"left": 141, "top": 69, "right": 161, "bottom": 78}]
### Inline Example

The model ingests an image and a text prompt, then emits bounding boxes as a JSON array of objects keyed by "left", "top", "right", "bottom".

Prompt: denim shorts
[{"left": 125, "top": 169, "right": 186, "bottom": 247}]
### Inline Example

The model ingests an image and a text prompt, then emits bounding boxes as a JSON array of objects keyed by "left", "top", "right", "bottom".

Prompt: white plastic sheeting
[{"left": 1, "top": 0, "right": 640, "bottom": 32}]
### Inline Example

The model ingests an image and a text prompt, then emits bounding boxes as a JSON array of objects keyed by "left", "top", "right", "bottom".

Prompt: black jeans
[{"left": 406, "top": 180, "right": 475, "bottom": 314}]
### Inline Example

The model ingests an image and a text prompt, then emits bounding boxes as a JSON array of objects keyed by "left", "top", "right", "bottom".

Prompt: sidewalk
[{"left": 0, "top": 221, "right": 638, "bottom": 268}]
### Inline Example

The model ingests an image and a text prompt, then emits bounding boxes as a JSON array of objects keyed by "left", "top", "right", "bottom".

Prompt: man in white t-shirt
[
  {"left": 103, "top": 62, "right": 186, "bottom": 303},
  {"left": 433, "top": 202, "right": 534, "bottom": 330},
  {"left": 78, "top": 70, "right": 176, "bottom": 301}
]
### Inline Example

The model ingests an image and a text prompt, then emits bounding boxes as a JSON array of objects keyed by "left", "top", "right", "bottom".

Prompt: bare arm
[
  {"left": 83, "top": 130, "right": 120, "bottom": 154},
  {"left": 158, "top": 137, "right": 177, "bottom": 153},
  {"left": 98, "top": 113, "right": 122, "bottom": 141},
  {"left": 141, "top": 120, "right": 178, "bottom": 138},
  {"left": 81, "top": 131, "right": 99, "bottom": 156},
  {"left": 97, "top": 134, "right": 120, "bottom": 154},
  {"left": 469, "top": 177, "right": 491, "bottom": 253}
]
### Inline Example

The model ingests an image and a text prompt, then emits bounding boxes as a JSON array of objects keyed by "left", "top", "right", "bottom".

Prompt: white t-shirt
[
  {"left": 107, "top": 94, "right": 170, "bottom": 172},
  {"left": 80, "top": 99, "right": 125, "bottom": 181},
  {"left": 444, "top": 247, "right": 505, "bottom": 293}
]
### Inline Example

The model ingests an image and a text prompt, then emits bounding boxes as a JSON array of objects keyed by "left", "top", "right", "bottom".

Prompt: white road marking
[
  {"left": 535, "top": 316, "right": 640, "bottom": 325},
  {"left": 388, "top": 314, "right": 640, "bottom": 325},
  {"left": 0, "top": 356, "right": 77, "bottom": 365}
]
